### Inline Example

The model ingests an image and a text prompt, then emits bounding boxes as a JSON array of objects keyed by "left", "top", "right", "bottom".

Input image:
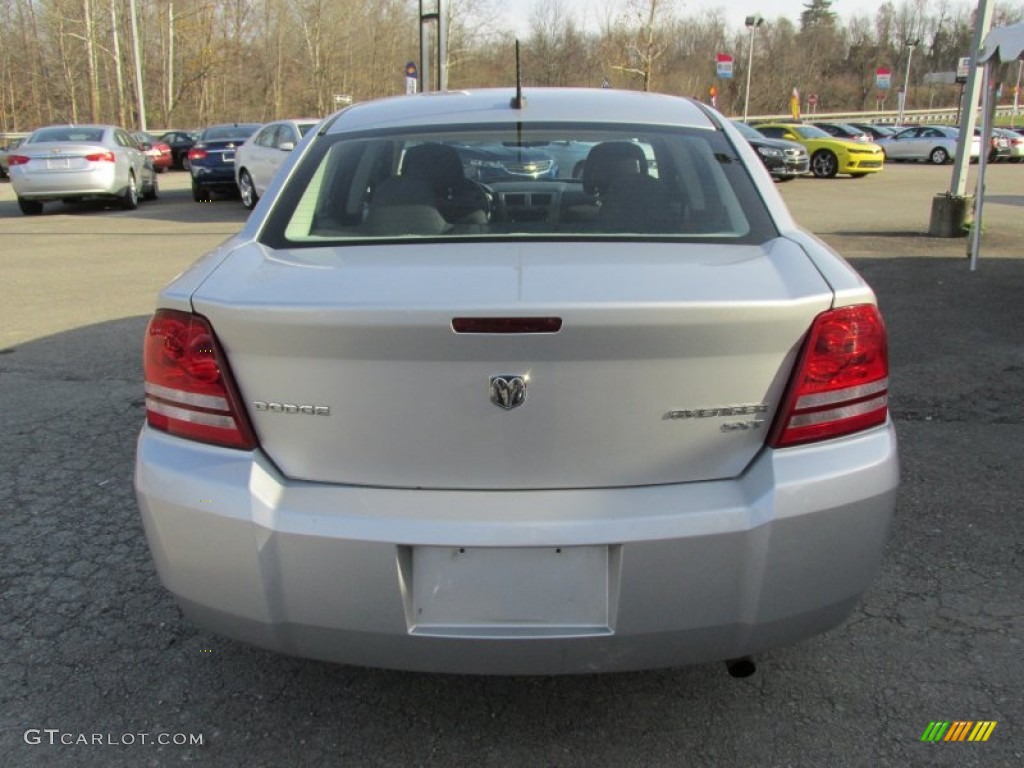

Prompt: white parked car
[
  {"left": 234, "top": 118, "right": 320, "bottom": 209},
  {"left": 8, "top": 124, "right": 158, "bottom": 214},
  {"left": 136, "top": 88, "right": 899, "bottom": 676},
  {"left": 876, "top": 125, "right": 980, "bottom": 164}
]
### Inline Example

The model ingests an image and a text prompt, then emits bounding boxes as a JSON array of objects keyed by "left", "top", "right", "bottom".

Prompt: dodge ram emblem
[{"left": 490, "top": 375, "right": 528, "bottom": 410}]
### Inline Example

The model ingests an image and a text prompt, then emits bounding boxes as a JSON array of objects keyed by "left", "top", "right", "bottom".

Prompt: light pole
[
  {"left": 1014, "top": 60, "right": 1023, "bottom": 127},
  {"left": 742, "top": 14, "right": 764, "bottom": 122},
  {"left": 897, "top": 37, "right": 921, "bottom": 127},
  {"left": 419, "top": 0, "right": 448, "bottom": 93}
]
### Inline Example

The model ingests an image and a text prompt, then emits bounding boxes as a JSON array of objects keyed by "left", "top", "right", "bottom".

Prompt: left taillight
[
  {"left": 769, "top": 304, "right": 889, "bottom": 448},
  {"left": 7, "top": 154, "right": 30, "bottom": 166},
  {"left": 143, "top": 309, "right": 257, "bottom": 450}
]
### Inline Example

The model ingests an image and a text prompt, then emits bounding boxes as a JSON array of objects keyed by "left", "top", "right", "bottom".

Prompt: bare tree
[{"left": 609, "top": 0, "right": 676, "bottom": 91}]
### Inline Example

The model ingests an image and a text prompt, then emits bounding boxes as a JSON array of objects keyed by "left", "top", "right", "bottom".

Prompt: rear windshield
[
  {"left": 261, "top": 122, "right": 777, "bottom": 247},
  {"left": 30, "top": 127, "right": 105, "bottom": 143},
  {"left": 201, "top": 124, "right": 261, "bottom": 141}
]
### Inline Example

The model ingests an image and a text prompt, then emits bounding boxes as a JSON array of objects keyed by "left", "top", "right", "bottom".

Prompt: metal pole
[
  {"left": 950, "top": 0, "right": 996, "bottom": 198},
  {"left": 969, "top": 63, "right": 992, "bottom": 271},
  {"left": 741, "top": 15, "right": 762, "bottom": 122},
  {"left": 419, "top": 0, "right": 432, "bottom": 93},
  {"left": 897, "top": 41, "right": 917, "bottom": 127},
  {"left": 437, "top": 0, "right": 448, "bottom": 91},
  {"left": 129, "top": 0, "right": 146, "bottom": 130},
  {"left": 1014, "top": 60, "right": 1022, "bottom": 127},
  {"left": 742, "top": 27, "right": 754, "bottom": 121}
]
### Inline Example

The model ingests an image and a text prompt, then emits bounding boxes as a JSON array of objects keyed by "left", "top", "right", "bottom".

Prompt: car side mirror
[{"left": 279, "top": 141, "right": 296, "bottom": 152}]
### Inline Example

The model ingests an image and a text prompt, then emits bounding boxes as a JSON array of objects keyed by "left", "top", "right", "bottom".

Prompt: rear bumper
[
  {"left": 11, "top": 166, "right": 122, "bottom": 199},
  {"left": 135, "top": 423, "right": 899, "bottom": 674},
  {"left": 190, "top": 165, "right": 236, "bottom": 185}
]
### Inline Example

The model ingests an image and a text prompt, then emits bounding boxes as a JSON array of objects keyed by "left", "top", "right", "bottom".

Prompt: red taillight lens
[
  {"left": 769, "top": 304, "right": 889, "bottom": 448},
  {"left": 187, "top": 148, "right": 207, "bottom": 160},
  {"left": 85, "top": 151, "right": 115, "bottom": 162},
  {"left": 143, "top": 310, "right": 256, "bottom": 450},
  {"left": 7, "top": 154, "right": 30, "bottom": 166}
]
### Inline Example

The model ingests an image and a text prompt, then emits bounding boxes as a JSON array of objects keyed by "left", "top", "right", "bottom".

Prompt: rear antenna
[{"left": 510, "top": 40, "right": 526, "bottom": 109}]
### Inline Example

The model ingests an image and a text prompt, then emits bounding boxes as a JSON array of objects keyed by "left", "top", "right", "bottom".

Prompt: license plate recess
[{"left": 405, "top": 546, "right": 612, "bottom": 638}]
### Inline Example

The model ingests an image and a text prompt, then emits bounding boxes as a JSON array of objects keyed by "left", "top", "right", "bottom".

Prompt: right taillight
[
  {"left": 143, "top": 309, "right": 256, "bottom": 450},
  {"left": 769, "top": 304, "right": 889, "bottom": 448}
]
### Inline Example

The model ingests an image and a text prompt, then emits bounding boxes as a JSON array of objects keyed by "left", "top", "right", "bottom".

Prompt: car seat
[
  {"left": 582, "top": 142, "right": 676, "bottom": 233},
  {"left": 400, "top": 143, "right": 490, "bottom": 225}
]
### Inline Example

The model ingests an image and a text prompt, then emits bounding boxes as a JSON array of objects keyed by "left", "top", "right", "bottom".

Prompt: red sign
[{"left": 808, "top": 94, "right": 819, "bottom": 106}]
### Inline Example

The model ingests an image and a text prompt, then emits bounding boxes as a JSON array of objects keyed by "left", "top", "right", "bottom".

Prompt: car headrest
[
  {"left": 582, "top": 141, "right": 648, "bottom": 195},
  {"left": 401, "top": 143, "right": 466, "bottom": 194}
]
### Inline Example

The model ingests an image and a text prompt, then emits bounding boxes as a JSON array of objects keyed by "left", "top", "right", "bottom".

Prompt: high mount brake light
[
  {"left": 143, "top": 310, "right": 256, "bottom": 450},
  {"left": 769, "top": 304, "right": 889, "bottom": 448}
]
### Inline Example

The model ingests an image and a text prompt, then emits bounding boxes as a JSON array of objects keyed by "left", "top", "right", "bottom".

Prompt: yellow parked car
[{"left": 755, "top": 123, "right": 885, "bottom": 178}]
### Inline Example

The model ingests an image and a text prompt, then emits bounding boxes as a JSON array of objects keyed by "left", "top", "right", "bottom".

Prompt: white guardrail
[{"left": 750, "top": 106, "right": 1022, "bottom": 125}]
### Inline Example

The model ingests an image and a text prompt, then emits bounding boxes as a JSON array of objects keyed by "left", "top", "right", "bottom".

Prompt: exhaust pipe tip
[{"left": 725, "top": 656, "right": 757, "bottom": 678}]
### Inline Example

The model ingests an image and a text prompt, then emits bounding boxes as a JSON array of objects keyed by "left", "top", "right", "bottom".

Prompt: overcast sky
[{"left": 492, "top": 0, "right": 831, "bottom": 36}]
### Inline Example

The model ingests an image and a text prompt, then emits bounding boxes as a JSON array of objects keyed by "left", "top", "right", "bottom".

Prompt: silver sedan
[
  {"left": 135, "top": 88, "right": 899, "bottom": 676},
  {"left": 876, "top": 124, "right": 980, "bottom": 164},
  {"left": 8, "top": 124, "right": 158, "bottom": 215}
]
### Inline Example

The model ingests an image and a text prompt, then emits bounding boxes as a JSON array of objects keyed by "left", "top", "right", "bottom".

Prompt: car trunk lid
[{"left": 192, "top": 239, "right": 834, "bottom": 490}]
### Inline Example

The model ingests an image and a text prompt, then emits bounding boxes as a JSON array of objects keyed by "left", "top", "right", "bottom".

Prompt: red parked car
[{"left": 132, "top": 132, "right": 173, "bottom": 173}]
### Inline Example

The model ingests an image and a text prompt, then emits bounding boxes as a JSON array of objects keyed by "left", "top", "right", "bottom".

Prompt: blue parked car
[{"left": 188, "top": 123, "right": 261, "bottom": 201}]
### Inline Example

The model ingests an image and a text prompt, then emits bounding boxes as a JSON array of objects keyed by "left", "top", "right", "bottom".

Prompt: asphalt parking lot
[{"left": 1, "top": 166, "right": 1022, "bottom": 767}]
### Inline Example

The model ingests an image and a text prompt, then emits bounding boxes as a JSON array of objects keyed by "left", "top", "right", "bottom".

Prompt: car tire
[
  {"left": 18, "top": 197, "right": 43, "bottom": 216},
  {"left": 121, "top": 173, "right": 139, "bottom": 210},
  {"left": 238, "top": 170, "right": 259, "bottom": 210},
  {"left": 183, "top": 156, "right": 191, "bottom": 172},
  {"left": 811, "top": 150, "right": 838, "bottom": 178},
  {"left": 929, "top": 147, "right": 950, "bottom": 165},
  {"left": 849, "top": 173, "right": 868, "bottom": 178},
  {"left": 192, "top": 178, "right": 209, "bottom": 202}
]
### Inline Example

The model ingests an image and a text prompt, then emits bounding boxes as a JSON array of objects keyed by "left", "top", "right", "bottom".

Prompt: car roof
[{"left": 323, "top": 88, "right": 716, "bottom": 134}]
